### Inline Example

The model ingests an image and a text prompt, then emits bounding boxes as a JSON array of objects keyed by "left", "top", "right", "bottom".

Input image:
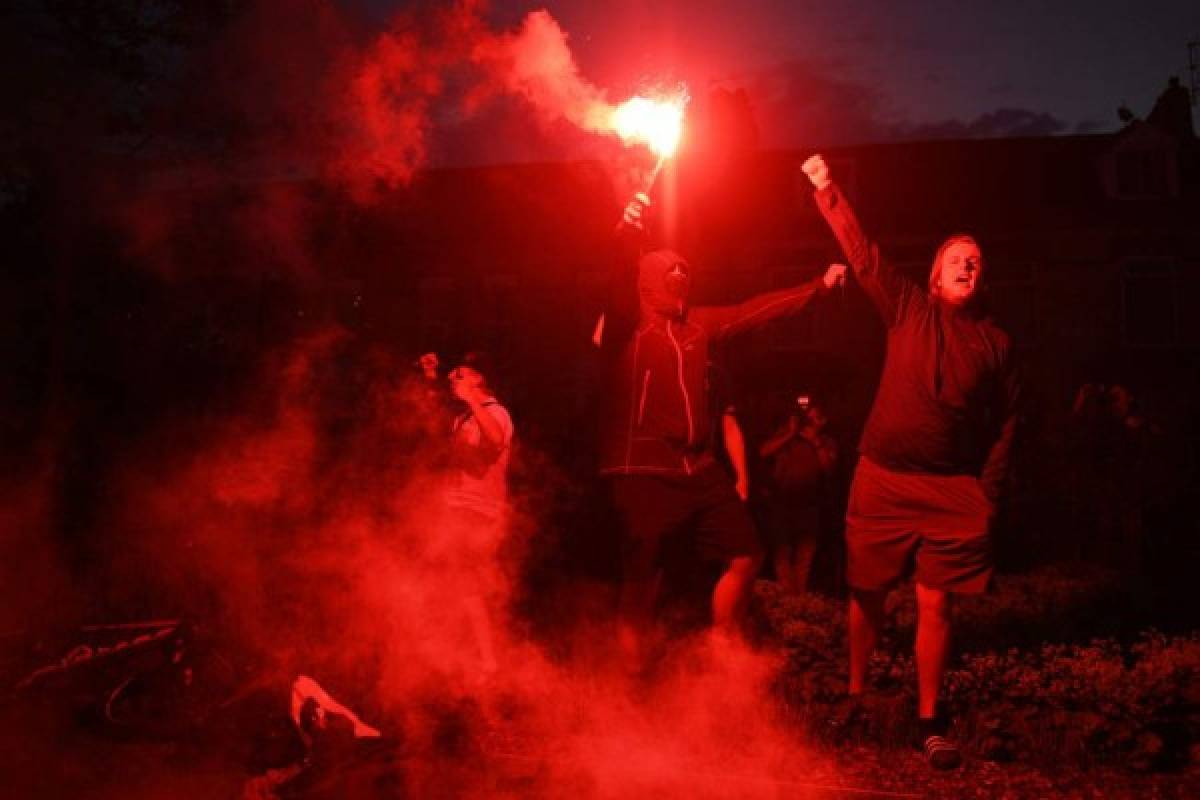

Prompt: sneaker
[
  {"left": 917, "top": 712, "right": 961, "bottom": 770},
  {"left": 920, "top": 733, "right": 962, "bottom": 770}
]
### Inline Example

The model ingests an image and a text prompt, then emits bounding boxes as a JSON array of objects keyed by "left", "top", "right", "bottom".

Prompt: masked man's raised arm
[{"left": 594, "top": 193, "right": 649, "bottom": 349}]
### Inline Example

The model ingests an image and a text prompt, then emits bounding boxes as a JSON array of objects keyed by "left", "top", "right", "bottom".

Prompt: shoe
[
  {"left": 917, "top": 712, "right": 962, "bottom": 770},
  {"left": 824, "top": 691, "right": 872, "bottom": 738},
  {"left": 920, "top": 733, "right": 962, "bottom": 770}
]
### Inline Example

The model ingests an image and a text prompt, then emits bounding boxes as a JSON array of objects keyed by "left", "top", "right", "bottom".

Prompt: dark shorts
[
  {"left": 845, "top": 457, "right": 994, "bottom": 594},
  {"left": 764, "top": 500, "right": 822, "bottom": 549},
  {"left": 609, "top": 465, "right": 762, "bottom": 581}
]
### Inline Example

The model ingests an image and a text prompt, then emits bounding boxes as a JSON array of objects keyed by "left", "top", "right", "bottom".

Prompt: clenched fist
[
  {"left": 734, "top": 474, "right": 749, "bottom": 502},
  {"left": 417, "top": 352, "right": 439, "bottom": 381},
  {"left": 620, "top": 192, "right": 651, "bottom": 232},
  {"left": 802, "top": 154, "right": 831, "bottom": 191},
  {"left": 823, "top": 262, "right": 847, "bottom": 289}
]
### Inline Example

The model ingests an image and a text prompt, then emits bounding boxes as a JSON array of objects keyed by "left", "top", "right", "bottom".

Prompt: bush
[
  {"left": 755, "top": 568, "right": 1200, "bottom": 771},
  {"left": 950, "top": 633, "right": 1200, "bottom": 769}
]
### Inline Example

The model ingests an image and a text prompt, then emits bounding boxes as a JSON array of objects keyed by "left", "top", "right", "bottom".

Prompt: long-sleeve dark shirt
[
  {"left": 597, "top": 235, "right": 830, "bottom": 476},
  {"left": 814, "top": 183, "right": 1020, "bottom": 501}
]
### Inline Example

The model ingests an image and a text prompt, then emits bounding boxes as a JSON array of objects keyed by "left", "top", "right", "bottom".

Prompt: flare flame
[{"left": 611, "top": 88, "right": 689, "bottom": 159}]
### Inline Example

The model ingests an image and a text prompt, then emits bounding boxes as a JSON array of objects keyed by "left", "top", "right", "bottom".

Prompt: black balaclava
[{"left": 638, "top": 249, "right": 691, "bottom": 320}]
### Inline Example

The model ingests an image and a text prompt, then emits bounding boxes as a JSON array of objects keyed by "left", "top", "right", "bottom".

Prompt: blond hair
[{"left": 928, "top": 234, "right": 984, "bottom": 294}]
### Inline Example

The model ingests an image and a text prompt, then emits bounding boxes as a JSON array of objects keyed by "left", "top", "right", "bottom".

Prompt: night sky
[{"left": 374, "top": 0, "right": 1199, "bottom": 156}]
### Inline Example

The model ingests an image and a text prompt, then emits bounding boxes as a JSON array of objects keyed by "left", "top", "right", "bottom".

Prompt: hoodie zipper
[
  {"left": 637, "top": 369, "right": 651, "bottom": 426},
  {"left": 666, "top": 321, "right": 695, "bottom": 472}
]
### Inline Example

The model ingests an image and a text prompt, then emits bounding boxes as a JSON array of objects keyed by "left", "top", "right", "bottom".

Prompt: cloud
[
  {"left": 743, "top": 59, "right": 1076, "bottom": 147},
  {"left": 1074, "top": 118, "right": 1109, "bottom": 134},
  {"left": 907, "top": 107, "right": 1068, "bottom": 139},
  {"left": 748, "top": 58, "right": 899, "bottom": 148}
]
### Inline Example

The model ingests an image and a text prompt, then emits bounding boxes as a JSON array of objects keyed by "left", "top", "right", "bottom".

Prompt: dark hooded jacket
[
  {"left": 813, "top": 183, "right": 1020, "bottom": 501},
  {"left": 597, "top": 233, "right": 828, "bottom": 476}
]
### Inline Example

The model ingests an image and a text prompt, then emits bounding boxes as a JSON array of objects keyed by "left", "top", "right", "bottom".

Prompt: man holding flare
[{"left": 596, "top": 170, "right": 847, "bottom": 667}]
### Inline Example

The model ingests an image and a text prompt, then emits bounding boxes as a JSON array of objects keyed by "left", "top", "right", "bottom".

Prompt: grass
[{"left": 756, "top": 563, "right": 1200, "bottom": 774}]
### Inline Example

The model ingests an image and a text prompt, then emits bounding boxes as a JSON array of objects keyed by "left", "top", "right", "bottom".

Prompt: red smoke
[
  {"left": 16, "top": 3, "right": 847, "bottom": 793},
  {"left": 472, "top": 9, "right": 613, "bottom": 136},
  {"left": 332, "top": 28, "right": 438, "bottom": 201},
  {"left": 77, "top": 325, "right": 841, "bottom": 796},
  {"left": 105, "top": 1, "right": 640, "bottom": 279},
  {"left": 194, "top": 1, "right": 627, "bottom": 198}
]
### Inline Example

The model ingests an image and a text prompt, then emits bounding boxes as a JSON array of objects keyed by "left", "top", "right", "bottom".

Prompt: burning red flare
[{"left": 610, "top": 89, "right": 689, "bottom": 159}]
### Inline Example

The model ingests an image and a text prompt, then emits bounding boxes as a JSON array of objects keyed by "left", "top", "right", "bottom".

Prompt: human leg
[
  {"left": 773, "top": 543, "right": 797, "bottom": 593},
  {"left": 913, "top": 587, "right": 962, "bottom": 773},
  {"left": 790, "top": 506, "right": 821, "bottom": 593},
  {"left": 843, "top": 459, "right": 918, "bottom": 694},
  {"left": 712, "top": 554, "right": 761, "bottom": 631},
  {"left": 914, "top": 581, "right": 952, "bottom": 718},
  {"left": 694, "top": 467, "right": 764, "bottom": 637},
  {"left": 611, "top": 476, "right": 688, "bottom": 665},
  {"left": 766, "top": 499, "right": 798, "bottom": 593},
  {"left": 847, "top": 588, "right": 887, "bottom": 695},
  {"left": 464, "top": 591, "right": 498, "bottom": 676},
  {"left": 444, "top": 507, "right": 505, "bottom": 680},
  {"left": 907, "top": 475, "right": 993, "bottom": 769}
]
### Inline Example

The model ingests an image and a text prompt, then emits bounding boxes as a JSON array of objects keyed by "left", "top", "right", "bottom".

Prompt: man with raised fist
[
  {"left": 597, "top": 190, "right": 846, "bottom": 666},
  {"left": 802, "top": 154, "right": 1021, "bottom": 769}
]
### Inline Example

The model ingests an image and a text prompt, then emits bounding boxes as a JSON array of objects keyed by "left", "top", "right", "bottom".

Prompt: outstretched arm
[
  {"left": 802, "top": 155, "right": 915, "bottom": 326},
  {"left": 696, "top": 264, "right": 846, "bottom": 341}
]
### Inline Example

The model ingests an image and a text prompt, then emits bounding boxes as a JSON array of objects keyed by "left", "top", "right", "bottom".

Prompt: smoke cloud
[
  {"left": 72, "top": 326, "right": 832, "bottom": 796},
  {"left": 88, "top": 1, "right": 636, "bottom": 284},
  {"left": 5, "top": 4, "right": 849, "bottom": 795},
  {"left": 472, "top": 10, "right": 613, "bottom": 137}
]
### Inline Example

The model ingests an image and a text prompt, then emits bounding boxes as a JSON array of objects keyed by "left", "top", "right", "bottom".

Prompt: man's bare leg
[
  {"left": 463, "top": 593, "right": 498, "bottom": 677},
  {"left": 711, "top": 554, "right": 761, "bottom": 635},
  {"left": 848, "top": 588, "right": 887, "bottom": 695},
  {"left": 617, "top": 570, "right": 661, "bottom": 667},
  {"left": 914, "top": 582, "right": 952, "bottom": 718},
  {"left": 773, "top": 545, "right": 797, "bottom": 594},
  {"left": 792, "top": 533, "right": 819, "bottom": 593}
]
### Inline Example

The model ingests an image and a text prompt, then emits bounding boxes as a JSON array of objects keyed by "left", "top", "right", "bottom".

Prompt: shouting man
[
  {"left": 597, "top": 191, "right": 846, "bottom": 666},
  {"left": 803, "top": 155, "right": 1020, "bottom": 769}
]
